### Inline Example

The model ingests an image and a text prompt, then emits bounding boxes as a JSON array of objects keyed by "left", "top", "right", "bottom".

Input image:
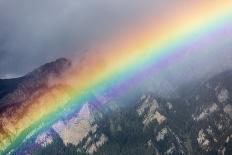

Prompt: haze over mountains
[
  {"left": 0, "top": 1, "right": 232, "bottom": 155},
  {"left": 0, "top": 58, "right": 231, "bottom": 155}
]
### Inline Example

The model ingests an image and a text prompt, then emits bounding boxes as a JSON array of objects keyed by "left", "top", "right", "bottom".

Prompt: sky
[
  {"left": 0, "top": 0, "right": 161, "bottom": 78},
  {"left": 0, "top": 0, "right": 232, "bottom": 84}
]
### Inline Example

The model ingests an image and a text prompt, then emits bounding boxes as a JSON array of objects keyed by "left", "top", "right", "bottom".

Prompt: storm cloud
[
  {"left": 0, "top": 0, "right": 165, "bottom": 78},
  {"left": 0, "top": 0, "right": 232, "bottom": 86}
]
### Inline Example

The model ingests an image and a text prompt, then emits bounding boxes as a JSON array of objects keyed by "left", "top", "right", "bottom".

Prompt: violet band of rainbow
[{"left": 1, "top": 1, "right": 232, "bottom": 154}]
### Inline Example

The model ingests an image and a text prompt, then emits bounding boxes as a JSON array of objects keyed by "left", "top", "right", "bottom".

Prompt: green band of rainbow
[{"left": 1, "top": 1, "right": 232, "bottom": 154}]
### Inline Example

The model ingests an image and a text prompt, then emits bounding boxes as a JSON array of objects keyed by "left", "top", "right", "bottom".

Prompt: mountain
[
  {"left": 0, "top": 78, "right": 22, "bottom": 100},
  {"left": 187, "top": 70, "right": 232, "bottom": 154},
  {"left": 0, "top": 58, "right": 71, "bottom": 108},
  {"left": 0, "top": 58, "right": 232, "bottom": 155},
  {"left": 0, "top": 58, "right": 72, "bottom": 154}
]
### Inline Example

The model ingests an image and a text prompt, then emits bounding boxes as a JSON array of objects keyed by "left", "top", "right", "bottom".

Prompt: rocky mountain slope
[
  {"left": 187, "top": 70, "right": 232, "bottom": 155},
  {"left": 0, "top": 58, "right": 72, "bottom": 153},
  {"left": 0, "top": 58, "right": 232, "bottom": 155}
]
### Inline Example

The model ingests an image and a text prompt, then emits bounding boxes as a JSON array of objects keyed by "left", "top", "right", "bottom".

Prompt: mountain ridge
[{"left": 0, "top": 58, "right": 232, "bottom": 155}]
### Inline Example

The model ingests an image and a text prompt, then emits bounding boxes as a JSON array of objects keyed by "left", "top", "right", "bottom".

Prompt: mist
[
  {"left": 0, "top": 0, "right": 166, "bottom": 77},
  {"left": 0, "top": 0, "right": 232, "bottom": 94}
]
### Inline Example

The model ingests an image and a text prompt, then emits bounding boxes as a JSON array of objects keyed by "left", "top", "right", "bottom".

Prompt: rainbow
[{"left": 1, "top": 1, "right": 232, "bottom": 154}]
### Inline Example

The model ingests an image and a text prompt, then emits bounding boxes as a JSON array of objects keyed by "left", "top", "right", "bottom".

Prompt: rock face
[
  {"left": 34, "top": 69, "right": 231, "bottom": 155},
  {"left": 187, "top": 70, "right": 232, "bottom": 154},
  {"left": 136, "top": 94, "right": 187, "bottom": 155},
  {"left": 137, "top": 94, "right": 166, "bottom": 125},
  {"left": 0, "top": 59, "right": 232, "bottom": 155},
  {"left": 52, "top": 103, "right": 100, "bottom": 146}
]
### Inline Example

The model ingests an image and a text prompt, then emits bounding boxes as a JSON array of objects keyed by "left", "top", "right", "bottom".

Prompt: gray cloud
[
  {"left": 0, "top": 0, "right": 164, "bottom": 78},
  {"left": 0, "top": 0, "right": 232, "bottom": 89}
]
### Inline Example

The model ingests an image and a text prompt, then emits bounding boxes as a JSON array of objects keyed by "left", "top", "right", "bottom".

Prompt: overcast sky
[
  {"left": 0, "top": 0, "right": 161, "bottom": 78},
  {"left": 0, "top": 0, "right": 232, "bottom": 82}
]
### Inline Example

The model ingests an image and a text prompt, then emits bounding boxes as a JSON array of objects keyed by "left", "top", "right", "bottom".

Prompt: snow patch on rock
[
  {"left": 218, "top": 147, "right": 226, "bottom": 155},
  {"left": 156, "top": 128, "right": 168, "bottom": 141},
  {"left": 193, "top": 103, "right": 218, "bottom": 121},
  {"left": 206, "top": 126, "right": 213, "bottom": 135},
  {"left": 137, "top": 95, "right": 159, "bottom": 116},
  {"left": 217, "top": 88, "right": 229, "bottom": 103},
  {"left": 166, "top": 102, "right": 173, "bottom": 110},
  {"left": 143, "top": 111, "right": 166, "bottom": 125},
  {"left": 86, "top": 134, "right": 108, "bottom": 154},
  {"left": 166, "top": 143, "right": 175, "bottom": 154},
  {"left": 223, "top": 104, "right": 232, "bottom": 117},
  {"left": 226, "top": 136, "right": 230, "bottom": 143},
  {"left": 197, "top": 129, "right": 210, "bottom": 151},
  {"left": 35, "top": 132, "right": 53, "bottom": 147},
  {"left": 137, "top": 95, "right": 166, "bottom": 125}
]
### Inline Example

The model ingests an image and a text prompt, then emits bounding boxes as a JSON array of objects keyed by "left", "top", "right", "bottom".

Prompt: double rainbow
[{"left": 1, "top": 1, "right": 232, "bottom": 154}]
